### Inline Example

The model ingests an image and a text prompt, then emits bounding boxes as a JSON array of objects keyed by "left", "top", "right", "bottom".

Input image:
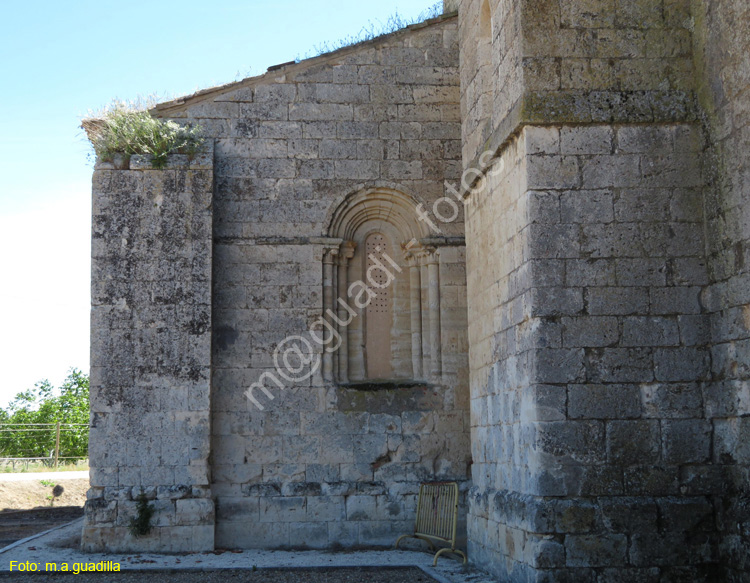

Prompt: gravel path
[
  {"left": 0, "top": 521, "right": 495, "bottom": 583},
  {"left": 0, "top": 566, "right": 435, "bottom": 582},
  {"left": 0, "top": 507, "right": 83, "bottom": 548}
]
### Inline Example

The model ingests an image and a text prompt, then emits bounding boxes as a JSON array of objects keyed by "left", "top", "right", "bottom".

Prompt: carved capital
[
  {"left": 402, "top": 238, "right": 423, "bottom": 265},
  {"left": 338, "top": 240, "right": 356, "bottom": 264},
  {"left": 323, "top": 248, "right": 339, "bottom": 264},
  {"left": 418, "top": 245, "right": 439, "bottom": 265}
]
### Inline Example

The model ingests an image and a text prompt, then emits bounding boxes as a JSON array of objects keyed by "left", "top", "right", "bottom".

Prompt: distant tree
[{"left": 0, "top": 369, "right": 89, "bottom": 461}]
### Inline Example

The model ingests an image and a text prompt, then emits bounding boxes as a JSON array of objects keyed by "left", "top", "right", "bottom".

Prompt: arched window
[{"left": 322, "top": 188, "right": 443, "bottom": 385}]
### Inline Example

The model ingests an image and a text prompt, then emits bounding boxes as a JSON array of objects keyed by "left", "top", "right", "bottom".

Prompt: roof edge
[{"left": 151, "top": 11, "right": 457, "bottom": 115}]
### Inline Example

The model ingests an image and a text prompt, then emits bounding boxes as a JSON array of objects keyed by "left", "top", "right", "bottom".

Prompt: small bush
[
  {"left": 129, "top": 492, "right": 155, "bottom": 537},
  {"left": 84, "top": 100, "right": 204, "bottom": 169}
]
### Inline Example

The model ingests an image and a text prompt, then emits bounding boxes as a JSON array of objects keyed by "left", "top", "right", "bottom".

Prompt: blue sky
[{"left": 0, "top": 0, "right": 440, "bottom": 406}]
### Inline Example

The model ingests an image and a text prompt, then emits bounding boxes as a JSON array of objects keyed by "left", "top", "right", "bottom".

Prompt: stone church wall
[
  {"left": 693, "top": 0, "right": 750, "bottom": 579},
  {"left": 83, "top": 150, "right": 215, "bottom": 552},
  {"left": 82, "top": 0, "right": 750, "bottom": 577},
  {"left": 458, "top": 0, "right": 740, "bottom": 580},
  {"left": 149, "top": 15, "right": 472, "bottom": 550},
  {"left": 466, "top": 121, "right": 711, "bottom": 582}
]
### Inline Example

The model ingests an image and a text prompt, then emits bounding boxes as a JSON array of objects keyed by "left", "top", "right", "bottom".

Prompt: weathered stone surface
[
  {"left": 88, "top": 14, "right": 470, "bottom": 553},
  {"left": 84, "top": 0, "right": 750, "bottom": 579},
  {"left": 459, "top": 0, "right": 744, "bottom": 575},
  {"left": 83, "top": 145, "right": 215, "bottom": 552}
]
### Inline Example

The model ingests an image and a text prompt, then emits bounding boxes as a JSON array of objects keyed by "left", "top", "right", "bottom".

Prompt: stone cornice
[{"left": 461, "top": 89, "right": 699, "bottom": 199}]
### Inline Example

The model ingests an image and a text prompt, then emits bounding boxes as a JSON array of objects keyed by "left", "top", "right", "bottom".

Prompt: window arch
[{"left": 322, "top": 188, "right": 442, "bottom": 385}]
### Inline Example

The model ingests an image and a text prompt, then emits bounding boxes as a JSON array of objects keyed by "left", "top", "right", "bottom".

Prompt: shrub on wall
[{"left": 83, "top": 100, "right": 204, "bottom": 169}]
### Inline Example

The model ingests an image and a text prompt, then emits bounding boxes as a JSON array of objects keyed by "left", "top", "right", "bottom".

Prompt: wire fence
[{"left": 0, "top": 422, "right": 89, "bottom": 470}]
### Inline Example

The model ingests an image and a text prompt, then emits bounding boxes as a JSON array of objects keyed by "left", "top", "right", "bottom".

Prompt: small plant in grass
[
  {"left": 129, "top": 490, "right": 155, "bottom": 537},
  {"left": 47, "top": 485, "right": 64, "bottom": 506},
  {"left": 83, "top": 98, "right": 204, "bottom": 169},
  {"left": 40, "top": 481, "right": 64, "bottom": 506}
]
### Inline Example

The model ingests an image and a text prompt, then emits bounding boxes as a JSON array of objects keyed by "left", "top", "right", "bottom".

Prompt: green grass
[
  {"left": 0, "top": 460, "right": 89, "bottom": 473},
  {"left": 298, "top": 2, "right": 443, "bottom": 59}
]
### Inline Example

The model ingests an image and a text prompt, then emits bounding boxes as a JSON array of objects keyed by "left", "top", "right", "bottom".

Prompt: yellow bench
[{"left": 395, "top": 481, "right": 467, "bottom": 565}]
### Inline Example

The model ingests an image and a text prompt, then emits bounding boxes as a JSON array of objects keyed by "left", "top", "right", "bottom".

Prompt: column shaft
[
  {"left": 337, "top": 242, "right": 355, "bottom": 383},
  {"left": 322, "top": 251, "right": 334, "bottom": 382},
  {"left": 408, "top": 258, "right": 423, "bottom": 379},
  {"left": 427, "top": 251, "right": 441, "bottom": 380},
  {"left": 332, "top": 261, "right": 339, "bottom": 381},
  {"left": 420, "top": 256, "right": 431, "bottom": 378}
]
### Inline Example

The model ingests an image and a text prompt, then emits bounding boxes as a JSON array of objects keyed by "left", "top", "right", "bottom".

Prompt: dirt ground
[
  {"left": 0, "top": 507, "right": 83, "bottom": 548},
  {"left": 0, "top": 480, "right": 87, "bottom": 512},
  {"left": 0, "top": 567, "right": 436, "bottom": 582},
  {"left": 0, "top": 479, "right": 87, "bottom": 548}
]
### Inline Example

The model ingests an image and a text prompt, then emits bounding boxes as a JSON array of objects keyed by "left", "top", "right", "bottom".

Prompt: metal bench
[{"left": 395, "top": 481, "right": 467, "bottom": 565}]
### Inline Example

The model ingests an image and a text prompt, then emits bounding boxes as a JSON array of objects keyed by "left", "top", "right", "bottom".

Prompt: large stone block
[
  {"left": 568, "top": 384, "right": 641, "bottom": 419},
  {"left": 80, "top": 1, "right": 750, "bottom": 577}
]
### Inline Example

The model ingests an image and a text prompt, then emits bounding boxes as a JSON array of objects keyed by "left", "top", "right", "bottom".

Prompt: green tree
[{"left": 0, "top": 369, "right": 89, "bottom": 461}]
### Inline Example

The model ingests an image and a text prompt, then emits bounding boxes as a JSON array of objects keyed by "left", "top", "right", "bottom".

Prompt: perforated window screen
[
  {"left": 365, "top": 233, "right": 393, "bottom": 378},
  {"left": 366, "top": 234, "right": 392, "bottom": 311}
]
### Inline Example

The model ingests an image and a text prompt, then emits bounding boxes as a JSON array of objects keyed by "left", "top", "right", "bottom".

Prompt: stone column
[
  {"left": 419, "top": 251, "right": 431, "bottom": 378},
  {"left": 331, "top": 258, "right": 339, "bottom": 381},
  {"left": 322, "top": 249, "right": 336, "bottom": 383},
  {"left": 336, "top": 242, "right": 356, "bottom": 383},
  {"left": 426, "top": 247, "right": 442, "bottom": 380},
  {"left": 405, "top": 248, "right": 423, "bottom": 380}
]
